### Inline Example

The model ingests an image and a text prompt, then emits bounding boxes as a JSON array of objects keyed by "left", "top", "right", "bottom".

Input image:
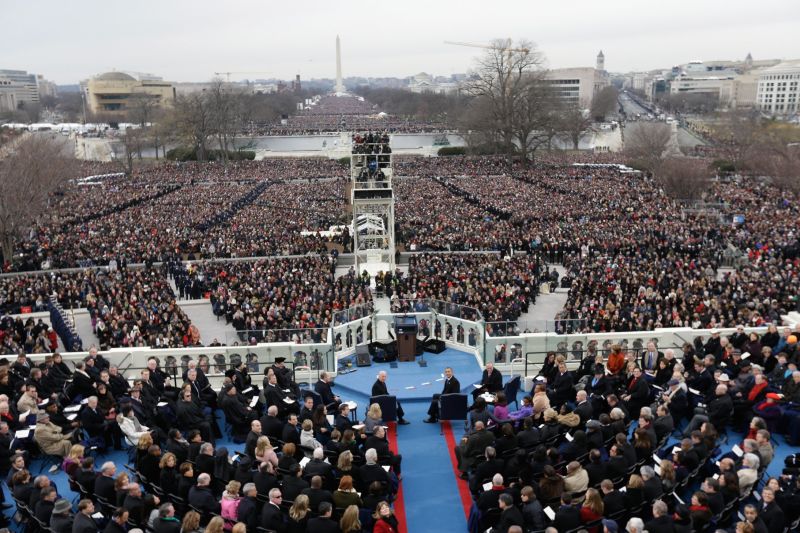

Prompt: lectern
[{"left": 395, "top": 316, "right": 418, "bottom": 362}]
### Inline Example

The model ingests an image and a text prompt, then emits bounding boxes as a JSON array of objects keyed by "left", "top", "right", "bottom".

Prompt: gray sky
[{"left": 5, "top": 0, "right": 800, "bottom": 84}]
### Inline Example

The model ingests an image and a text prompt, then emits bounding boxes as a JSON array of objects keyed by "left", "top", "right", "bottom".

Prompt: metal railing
[
  {"left": 333, "top": 303, "right": 375, "bottom": 326},
  {"left": 389, "top": 298, "right": 483, "bottom": 321},
  {"left": 224, "top": 327, "right": 329, "bottom": 346}
]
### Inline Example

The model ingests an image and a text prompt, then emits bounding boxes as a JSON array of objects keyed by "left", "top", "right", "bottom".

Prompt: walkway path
[
  {"left": 514, "top": 263, "right": 569, "bottom": 332},
  {"left": 180, "top": 300, "right": 238, "bottom": 346}
]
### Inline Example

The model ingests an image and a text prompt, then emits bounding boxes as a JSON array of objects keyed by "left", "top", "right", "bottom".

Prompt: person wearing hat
[
  {"left": 220, "top": 383, "right": 256, "bottom": 438},
  {"left": 601, "top": 517, "right": 618, "bottom": 533},
  {"left": 270, "top": 357, "right": 300, "bottom": 397},
  {"left": 50, "top": 498, "right": 74, "bottom": 533},
  {"left": 753, "top": 392, "right": 783, "bottom": 430},
  {"left": 662, "top": 378, "right": 688, "bottom": 423},
  {"left": 33, "top": 412, "right": 74, "bottom": 458},
  {"left": 263, "top": 371, "right": 300, "bottom": 418}
]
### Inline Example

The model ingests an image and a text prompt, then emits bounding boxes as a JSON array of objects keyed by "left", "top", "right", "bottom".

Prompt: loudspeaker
[
  {"left": 424, "top": 339, "right": 446, "bottom": 354},
  {"left": 355, "top": 345, "right": 371, "bottom": 367}
]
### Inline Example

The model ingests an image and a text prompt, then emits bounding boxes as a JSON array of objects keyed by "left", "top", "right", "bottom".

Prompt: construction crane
[
  {"left": 213, "top": 71, "right": 274, "bottom": 82},
  {"left": 444, "top": 40, "right": 530, "bottom": 54}
]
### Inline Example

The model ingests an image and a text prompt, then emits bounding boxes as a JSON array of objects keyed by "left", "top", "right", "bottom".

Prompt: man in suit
[
  {"left": 470, "top": 447, "right": 505, "bottom": 494},
  {"left": 600, "top": 479, "right": 626, "bottom": 516},
  {"left": 455, "top": 421, "right": 495, "bottom": 476},
  {"left": 491, "top": 493, "right": 524, "bottom": 533},
  {"left": 473, "top": 362, "right": 503, "bottom": 400},
  {"left": 683, "top": 384, "right": 732, "bottom": 436},
  {"left": 81, "top": 396, "right": 121, "bottom": 450},
  {"left": 573, "top": 390, "right": 593, "bottom": 424},
  {"left": 334, "top": 403, "right": 353, "bottom": 433},
  {"left": 653, "top": 405, "right": 674, "bottom": 444},
  {"left": 641, "top": 466, "right": 663, "bottom": 501},
  {"left": 244, "top": 420, "right": 261, "bottom": 459},
  {"left": 263, "top": 372, "right": 299, "bottom": 418},
  {"left": 259, "top": 405, "right": 283, "bottom": 441},
  {"left": 359, "top": 448, "right": 391, "bottom": 491},
  {"left": 364, "top": 426, "right": 402, "bottom": 475},
  {"left": 187, "top": 474, "right": 220, "bottom": 524},
  {"left": 300, "top": 476, "right": 334, "bottom": 513},
  {"left": 424, "top": 367, "right": 460, "bottom": 423},
  {"left": 306, "top": 502, "right": 339, "bottom": 533},
  {"left": 759, "top": 487, "right": 786, "bottom": 532},
  {"left": 34, "top": 486, "right": 58, "bottom": 530},
  {"left": 641, "top": 341, "right": 664, "bottom": 373},
  {"left": 552, "top": 492, "right": 582, "bottom": 531},
  {"left": 314, "top": 372, "right": 340, "bottom": 411},
  {"left": 236, "top": 483, "right": 259, "bottom": 532},
  {"left": 220, "top": 384, "right": 256, "bottom": 436},
  {"left": 95, "top": 462, "right": 117, "bottom": 508},
  {"left": 260, "top": 488, "right": 287, "bottom": 533},
  {"left": 371, "top": 371, "right": 409, "bottom": 425},
  {"left": 303, "top": 447, "right": 334, "bottom": 482},
  {"left": 664, "top": 378, "right": 688, "bottom": 423},
  {"left": 584, "top": 449, "right": 607, "bottom": 487},
  {"left": 72, "top": 499, "right": 98, "bottom": 533},
  {"left": 644, "top": 500, "right": 674, "bottom": 533}
]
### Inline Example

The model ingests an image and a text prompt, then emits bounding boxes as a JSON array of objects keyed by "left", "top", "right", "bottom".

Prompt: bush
[
  {"left": 437, "top": 146, "right": 467, "bottom": 156},
  {"left": 338, "top": 156, "right": 351, "bottom": 165}
]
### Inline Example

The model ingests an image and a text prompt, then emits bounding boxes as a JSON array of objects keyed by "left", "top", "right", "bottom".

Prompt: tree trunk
[{"left": 1, "top": 233, "right": 15, "bottom": 265}]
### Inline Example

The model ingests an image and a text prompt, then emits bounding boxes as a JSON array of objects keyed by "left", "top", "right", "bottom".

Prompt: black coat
[
  {"left": 441, "top": 376, "right": 461, "bottom": 394},
  {"left": 602, "top": 490, "right": 626, "bottom": 516},
  {"left": 492, "top": 506, "right": 524, "bottom": 533},
  {"left": 480, "top": 368, "right": 503, "bottom": 393},
  {"left": 644, "top": 515, "right": 676, "bottom": 533},
  {"left": 72, "top": 512, "right": 97, "bottom": 533},
  {"left": 314, "top": 380, "right": 338, "bottom": 406},
  {"left": 552, "top": 505, "right": 582, "bottom": 531},
  {"left": 237, "top": 496, "right": 259, "bottom": 531},
  {"left": 187, "top": 485, "right": 220, "bottom": 516},
  {"left": 94, "top": 475, "right": 116, "bottom": 505},
  {"left": 51, "top": 513, "right": 74, "bottom": 533},
  {"left": 371, "top": 380, "right": 389, "bottom": 397},
  {"left": 306, "top": 517, "right": 339, "bottom": 533},
  {"left": 260, "top": 502, "right": 287, "bottom": 533},
  {"left": 152, "top": 517, "right": 181, "bottom": 533}
]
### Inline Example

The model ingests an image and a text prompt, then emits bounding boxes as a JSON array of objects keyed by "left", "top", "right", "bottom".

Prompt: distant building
[
  {"left": 0, "top": 79, "right": 17, "bottom": 112},
  {"left": 86, "top": 71, "right": 175, "bottom": 117},
  {"left": 407, "top": 72, "right": 460, "bottom": 95},
  {"left": 546, "top": 66, "right": 608, "bottom": 108},
  {"left": 0, "top": 69, "right": 41, "bottom": 105},
  {"left": 596, "top": 50, "right": 605, "bottom": 72},
  {"left": 756, "top": 60, "right": 800, "bottom": 116}
]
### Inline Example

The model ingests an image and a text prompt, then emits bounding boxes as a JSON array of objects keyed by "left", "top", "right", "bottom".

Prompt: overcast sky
[{"left": 5, "top": 0, "right": 800, "bottom": 84}]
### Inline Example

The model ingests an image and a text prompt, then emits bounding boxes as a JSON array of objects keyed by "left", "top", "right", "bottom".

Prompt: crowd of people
[
  {"left": 452, "top": 325, "right": 800, "bottom": 533},
  {"left": 1, "top": 350, "right": 406, "bottom": 533},
  {"left": 0, "top": 267, "right": 191, "bottom": 350}
]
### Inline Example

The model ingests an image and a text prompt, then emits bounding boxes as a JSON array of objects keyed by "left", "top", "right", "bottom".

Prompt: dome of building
[{"left": 95, "top": 71, "right": 136, "bottom": 81}]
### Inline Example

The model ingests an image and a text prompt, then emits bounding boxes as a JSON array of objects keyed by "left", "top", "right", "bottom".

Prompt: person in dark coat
[
  {"left": 34, "top": 486, "right": 58, "bottom": 531},
  {"left": 260, "top": 488, "right": 287, "bottom": 533},
  {"left": 314, "top": 372, "right": 341, "bottom": 410},
  {"left": 491, "top": 493, "right": 524, "bottom": 533},
  {"left": 306, "top": 502, "right": 339, "bottom": 533},
  {"left": 552, "top": 493, "right": 582, "bottom": 531},
  {"left": 71, "top": 499, "right": 97, "bottom": 533},
  {"left": 645, "top": 500, "right": 675, "bottom": 533},
  {"left": 152, "top": 503, "right": 181, "bottom": 533},
  {"left": 371, "top": 371, "right": 409, "bottom": 424},
  {"left": 187, "top": 474, "right": 220, "bottom": 524},
  {"left": 104, "top": 508, "right": 130, "bottom": 533},
  {"left": 425, "top": 367, "right": 460, "bottom": 423},
  {"left": 237, "top": 483, "right": 260, "bottom": 532},
  {"left": 50, "top": 499, "right": 74, "bottom": 533},
  {"left": 600, "top": 479, "right": 626, "bottom": 516},
  {"left": 622, "top": 367, "right": 650, "bottom": 419},
  {"left": 472, "top": 362, "right": 503, "bottom": 400}
]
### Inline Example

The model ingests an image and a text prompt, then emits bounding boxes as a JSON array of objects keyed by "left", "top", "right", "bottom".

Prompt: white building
[
  {"left": 407, "top": 72, "right": 460, "bottom": 95},
  {"left": 0, "top": 69, "right": 40, "bottom": 104},
  {"left": 546, "top": 67, "right": 608, "bottom": 108},
  {"left": 756, "top": 60, "right": 800, "bottom": 116}
]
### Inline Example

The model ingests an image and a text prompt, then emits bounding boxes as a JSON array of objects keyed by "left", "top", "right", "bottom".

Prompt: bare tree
[
  {"left": 462, "top": 39, "right": 547, "bottom": 165},
  {"left": 655, "top": 157, "right": 711, "bottom": 201},
  {"left": 172, "top": 92, "right": 214, "bottom": 161},
  {"left": 711, "top": 109, "right": 762, "bottom": 171},
  {"left": 0, "top": 135, "right": 77, "bottom": 265},
  {"left": 558, "top": 104, "right": 593, "bottom": 150},
  {"left": 624, "top": 122, "right": 671, "bottom": 173},
  {"left": 590, "top": 86, "right": 619, "bottom": 121}
]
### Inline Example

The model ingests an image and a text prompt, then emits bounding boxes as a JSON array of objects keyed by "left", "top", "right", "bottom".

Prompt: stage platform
[{"left": 334, "top": 347, "right": 483, "bottom": 402}]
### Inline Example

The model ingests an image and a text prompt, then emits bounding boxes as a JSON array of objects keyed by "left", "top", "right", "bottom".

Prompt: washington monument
[{"left": 335, "top": 35, "right": 344, "bottom": 93}]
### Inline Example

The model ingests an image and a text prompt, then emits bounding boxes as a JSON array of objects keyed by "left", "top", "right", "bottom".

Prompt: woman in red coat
[
  {"left": 372, "top": 501, "right": 399, "bottom": 533},
  {"left": 579, "top": 488, "right": 604, "bottom": 533}
]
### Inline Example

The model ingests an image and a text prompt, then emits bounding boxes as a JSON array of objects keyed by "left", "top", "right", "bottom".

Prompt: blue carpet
[{"left": 335, "top": 348, "right": 483, "bottom": 402}]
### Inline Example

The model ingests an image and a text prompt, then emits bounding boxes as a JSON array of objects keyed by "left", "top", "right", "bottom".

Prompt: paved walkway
[
  {"left": 73, "top": 310, "right": 101, "bottom": 349},
  {"left": 180, "top": 301, "right": 239, "bottom": 346},
  {"left": 514, "top": 263, "right": 569, "bottom": 332}
]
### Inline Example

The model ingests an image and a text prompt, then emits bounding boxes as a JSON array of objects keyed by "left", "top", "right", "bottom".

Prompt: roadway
[{"left": 618, "top": 92, "right": 707, "bottom": 150}]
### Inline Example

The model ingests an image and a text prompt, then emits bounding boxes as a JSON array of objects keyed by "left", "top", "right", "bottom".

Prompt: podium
[{"left": 395, "top": 316, "right": 418, "bottom": 362}]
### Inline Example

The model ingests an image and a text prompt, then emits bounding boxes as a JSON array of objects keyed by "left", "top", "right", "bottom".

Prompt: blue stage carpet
[{"left": 334, "top": 348, "right": 483, "bottom": 402}]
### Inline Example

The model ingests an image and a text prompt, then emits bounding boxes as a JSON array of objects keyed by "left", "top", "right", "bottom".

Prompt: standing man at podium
[
  {"left": 425, "top": 367, "right": 461, "bottom": 423},
  {"left": 371, "top": 371, "right": 410, "bottom": 425},
  {"left": 472, "top": 362, "right": 503, "bottom": 401}
]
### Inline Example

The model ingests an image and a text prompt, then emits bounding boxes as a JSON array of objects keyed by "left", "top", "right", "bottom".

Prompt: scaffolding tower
[{"left": 350, "top": 134, "right": 395, "bottom": 276}]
